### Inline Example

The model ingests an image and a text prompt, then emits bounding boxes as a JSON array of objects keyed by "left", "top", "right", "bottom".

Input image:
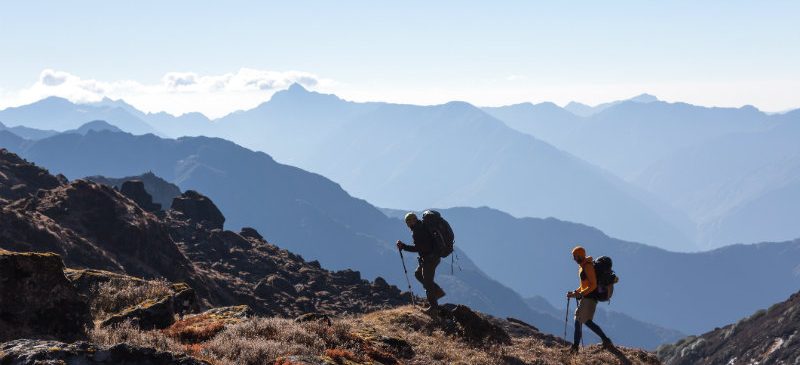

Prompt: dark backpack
[
  {"left": 592, "top": 256, "right": 618, "bottom": 302},
  {"left": 422, "top": 210, "right": 454, "bottom": 258}
]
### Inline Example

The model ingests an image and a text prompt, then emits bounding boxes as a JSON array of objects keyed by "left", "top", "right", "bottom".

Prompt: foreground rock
[
  {"left": 658, "top": 290, "right": 800, "bottom": 365},
  {"left": 0, "top": 249, "right": 91, "bottom": 342},
  {"left": 0, "top": 339, "right": 209, "bottom": 365}
]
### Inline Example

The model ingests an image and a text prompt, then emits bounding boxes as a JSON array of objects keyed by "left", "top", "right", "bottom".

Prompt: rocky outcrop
[
  {"left": 0, "top": 339, "right": 209, "bottom": 365},
  {"left": 0, "top": 249, "right": 91, "bottom": 342},
  {"left": 86, "top": 172, "right": 182, "bottom": 210},
  {"left": 0, "top": 148, "right": 63, "bottom": 202},
  {"left": 439, "top": 304, "right": 511, "bottom": 345},
  {"left": 170, "top": 190, "right": 225, "bottom": 229},
  {"left": 65, "top": 268, "right": 198, "bottom": 327},
  {"left": 120, "top": 180, "right": 161, "bottom": 212},
  {"left": 1, "top": 153, "right": 409, "bottom": 326},
  {"left": 658, "top": 290, "right": 800, "bottom": 365},
  {"left": 2, "top": 179, "right": 206, "bottom": 286}
]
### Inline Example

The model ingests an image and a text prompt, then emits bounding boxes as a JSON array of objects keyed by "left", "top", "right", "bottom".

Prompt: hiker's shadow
[{"left": 607, "top": 346, "right": 632, "bottom": 365}]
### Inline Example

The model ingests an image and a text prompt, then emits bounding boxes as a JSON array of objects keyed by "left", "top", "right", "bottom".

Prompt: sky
[{"left": 1, "top": 0, "right": 798, "bottom": 118}]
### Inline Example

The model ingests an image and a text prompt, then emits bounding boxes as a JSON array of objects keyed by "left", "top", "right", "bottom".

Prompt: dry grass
[
  {"left": 89, "top": 306, "right": 661, "bottom": 365},
  {"left": 90, "top": 278, "right": 173, "bottom": 320},
  {"left": 200, "top": 317, "right": 327, "bottom": 365},
  {"left": 89, "top": 320, "right": 183, "bottom": 353},
  {"left": 162, "top": 313, "right": 230, "bottom": 343}
]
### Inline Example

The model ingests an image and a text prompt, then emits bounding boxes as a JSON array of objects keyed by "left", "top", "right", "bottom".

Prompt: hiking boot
[
  {"left": 569, "top": 344, "right": 579, "bottom": 354},
  {"left": 435, "top": 287, "right": 446, "bottom": 301},
  {"left": 602, "top": 338, "right": 615, "bottom": 350}
]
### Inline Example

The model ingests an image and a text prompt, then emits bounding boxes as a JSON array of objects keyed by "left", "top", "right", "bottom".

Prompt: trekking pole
[
  {"left": 564, "top": 297, "right": 570, "bottom": 340},
  {"left": 399, "top": 248, "right": 415, "bottom": 306}
]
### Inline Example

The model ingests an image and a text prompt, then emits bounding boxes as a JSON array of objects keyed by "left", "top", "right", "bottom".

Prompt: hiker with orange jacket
[{"left": 567, "top": 246, "right": 614, "bottom": 353}]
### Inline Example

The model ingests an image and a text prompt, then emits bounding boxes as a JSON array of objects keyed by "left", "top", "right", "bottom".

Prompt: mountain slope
[
  {"left": 636, "top": 114, "right": 800, "bottom": 247},
  {"left": 439, "top": 206, "right": 800, "bottom": 335},
  {"left": 657, "top": 290, "right": 800, "bottom": 365},
  {"left": 488, "top": 98, "right": 772, "bottom": 180},
  {"left": 0, "top": 96, "right": 161, "bottom": 135},
  {"left": 212, "top": 87, "right": 693, "bottom": 251}
]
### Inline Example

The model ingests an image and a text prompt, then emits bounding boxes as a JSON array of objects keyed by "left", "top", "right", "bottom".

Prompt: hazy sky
[{"left": 1, "top": 1, "right": 798, "bottom": 118}]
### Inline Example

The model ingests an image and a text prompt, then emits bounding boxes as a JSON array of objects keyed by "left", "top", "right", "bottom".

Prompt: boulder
[
  {"left": 239, "top": 227, "right": 263, "bottom": 240},
  {"left": 0, "top": 249, "right": 91, "bottom": 342},
  {"left": 441, "top": 304, "right": 511, "bottom": 345},
  {"left": 0, "top": 339, "right": 209, "bottom": 365},
  {"left": 255, "top": 274, "right": 297, "bottom": 298},
  {"left": 120, "top": 180, "right": 161, "bottom": 212},
  {"left": 170, "top": 190, "right": 225, "bottom": 229},
  {"left": 100, "top": 295, "right": 175, "bottom": 330}
]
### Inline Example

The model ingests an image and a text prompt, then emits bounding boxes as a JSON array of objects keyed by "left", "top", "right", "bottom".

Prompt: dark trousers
[
  {"left": 574, "top": 318, "right": 610, "bottom": 346},
  {"left": 414, "top": 254, "right": 442, "bottom": 307}
]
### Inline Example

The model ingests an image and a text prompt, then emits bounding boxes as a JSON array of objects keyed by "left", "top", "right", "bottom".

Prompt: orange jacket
[{"left": 576, "top": 256, "right": 597, "bottom": 296}]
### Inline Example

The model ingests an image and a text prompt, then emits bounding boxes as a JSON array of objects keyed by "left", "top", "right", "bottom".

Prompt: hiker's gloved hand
[
  {"left": 396, "top": 241, "right": 406, "bottom": 250},
  {"left": 567, "top": 290, "right": 580, "bottom": 298}
]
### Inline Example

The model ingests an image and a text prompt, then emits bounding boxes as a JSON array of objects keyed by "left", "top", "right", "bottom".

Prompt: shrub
[
  {"left": 90, "top": 278, "right": 173, "bottom": 319},
  {"left": 163, "top": 313, "right": 228, "bottom": 343},
  {"left": 203, "top": 317, "right": 325, "bottom": 365},
  {"left": 89, "top": 320, "right": 183, "bottom": 353}
]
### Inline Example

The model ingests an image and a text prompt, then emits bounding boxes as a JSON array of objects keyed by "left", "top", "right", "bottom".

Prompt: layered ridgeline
[
  {"left": 1, "top": 129, "right": 684, "bottom": 350},
  {"left": 485, "top": 97, "right": 800, "bottom": 248},
  {"left": 0, "top": 133, "right": 568, "bottom": 344},
  {"left": 0, "top": 96, "right": 161, "bottom": 136},
  {"left": 383, "top": 207, "right": 800, "bottom": 336},
  {"left": 0, "top": 88, "right": 695, "bottom": 251},
  {"left": 657, "top": 290, "right": 800, "bottom": 365},
  {"left": 0, "top": 148, "right": 662, "bottom": 365}
]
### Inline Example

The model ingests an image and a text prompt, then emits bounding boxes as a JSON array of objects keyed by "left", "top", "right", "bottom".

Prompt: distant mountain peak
[
  {"left": 629, "top": 93, "right": 659, "bottom": 103},
  {"left": 36, "top": 95, "right": 74, "bottom": 106},
  {"left": 65, "top": 120, "right": 123, "bottom": 135},
  {"left": 287, "top": 83, "right": 309, "bottom": 93}
]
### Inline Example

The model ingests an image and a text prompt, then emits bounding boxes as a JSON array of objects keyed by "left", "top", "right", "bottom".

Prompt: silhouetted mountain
[
  {"left": 562, "top": 93, "right": 660, "bottom": 117},
  {"left": 92, "top": 97, "right": 214, "bottom": 137},
  {"left": 636, "top": 113, "right": 800, "bottom": 247},
  {"left": 86, "top": 172, "right": 182, "bottom": 210},
  {"left": 64, "top": 120, "right": 122, "bottom": 135},
  {"left": 488, "top": 98, "right": 771, "bottom": 180},
  {"left": 0, "top": 96, "right": 160, "bottom": 135},
  {"left": 0, "top": 121, "right": 58, "bottom": 140},
  {"left": 482, "top": 102, "right": 582, "bottom": 146},
  {"left": 564, "top": 101, "right": 595, "bottom": 117},
  {"left": 212, "top": 85, "right": 693, "bottom": 251},
  {"left": 658, "top": 290, "right": 800, "bottom": 365},
  {"left": 2, "top": 131, "right": 569, "bottom": 343},
  {"left": 439, "top": 206, "right": 800, "bottom": 335}
]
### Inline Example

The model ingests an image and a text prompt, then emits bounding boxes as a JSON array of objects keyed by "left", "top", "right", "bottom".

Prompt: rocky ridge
[{"left": 657, "top": 290, "right": 800, "bottom": 365}]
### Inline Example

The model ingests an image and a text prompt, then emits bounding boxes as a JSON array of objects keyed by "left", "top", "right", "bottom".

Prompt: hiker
[
  {"left": 566, "top": 246, "right": 614, "bottom": 353},
  {"left": 397, "top": 212, "right": 446, "bottom": 312}
]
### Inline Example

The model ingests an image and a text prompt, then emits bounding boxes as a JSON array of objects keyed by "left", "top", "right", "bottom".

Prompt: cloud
[{"left": 3, "top": 68, "right": 332, "bottom": 118}]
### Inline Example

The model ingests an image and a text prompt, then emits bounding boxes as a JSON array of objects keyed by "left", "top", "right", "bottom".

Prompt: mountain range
[
  {"left": 0, "top": 89, "right": 696, "bottom": 251},
  {"left": 0, "top": 128, "right": 685, "bottom": 349},
  {"left": 484, "top": 96, "right": 800, "bottom": 248}
]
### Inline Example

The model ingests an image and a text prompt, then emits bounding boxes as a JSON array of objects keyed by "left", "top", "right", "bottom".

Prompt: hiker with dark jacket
[
  {"left": 567, "top": 246, "right": 614, "bottom": 353},
  {"left": 397, "top": 212, "right": 446, "bottom": 311}
]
